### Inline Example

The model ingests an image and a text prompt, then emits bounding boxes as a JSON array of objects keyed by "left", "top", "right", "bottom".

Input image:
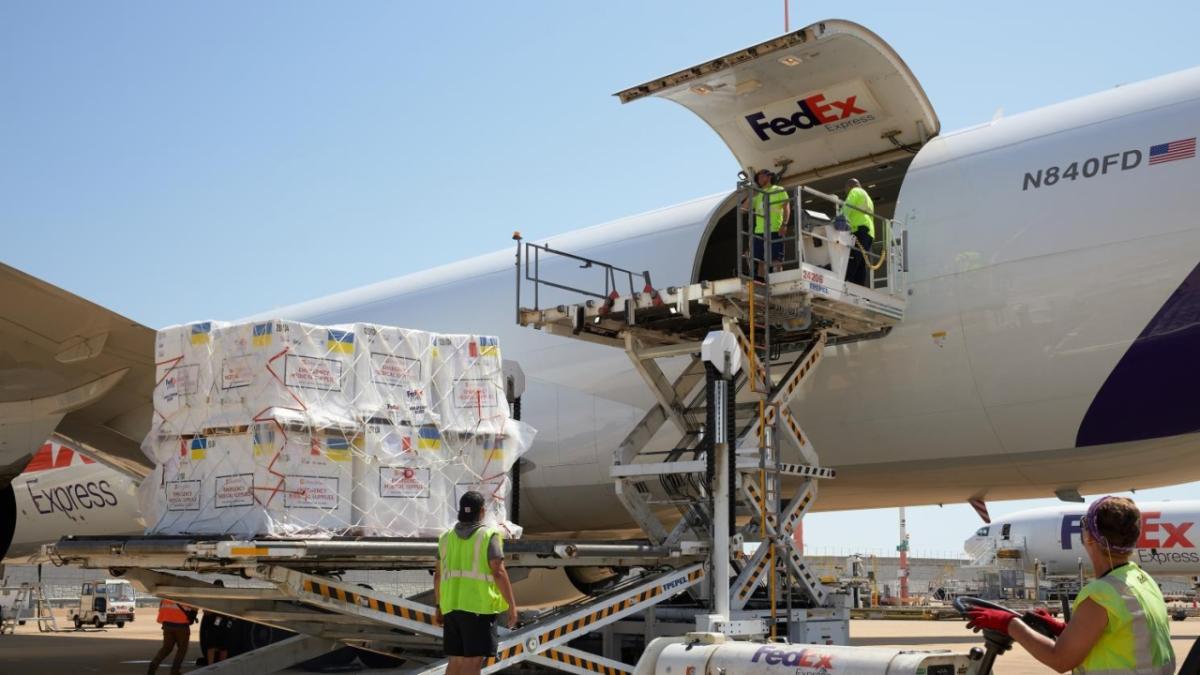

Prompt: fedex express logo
[
  {"left": 750, "top": 645, "right": 834, "bottom": 671},
  {"left": 744, "top": 81, "right": 879, "bottom": 143},
  {"left": 1061, "top": 513, "right": 1194, "bottom": 550}
]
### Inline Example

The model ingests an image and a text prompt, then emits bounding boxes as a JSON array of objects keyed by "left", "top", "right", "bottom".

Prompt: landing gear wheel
[{"left": 74, "top": 616, "right": 82, "bottom": 630}]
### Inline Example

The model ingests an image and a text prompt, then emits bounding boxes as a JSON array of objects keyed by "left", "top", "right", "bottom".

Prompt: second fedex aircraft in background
[{"left": 965, "top": 501, "right": 1200, "bottom": 577}]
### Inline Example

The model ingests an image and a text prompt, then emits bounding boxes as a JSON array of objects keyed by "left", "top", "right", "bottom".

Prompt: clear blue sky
[{"left": 3, "top": 2, "right": 1198, "bottom": 553}]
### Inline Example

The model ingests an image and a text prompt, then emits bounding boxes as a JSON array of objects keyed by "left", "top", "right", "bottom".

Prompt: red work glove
[
  {"left": 965, "top": 608, "right": 1017, "bottom": 635},
  {"left": 1030, "top": 608, "right": 1067, "bottom": 636}
]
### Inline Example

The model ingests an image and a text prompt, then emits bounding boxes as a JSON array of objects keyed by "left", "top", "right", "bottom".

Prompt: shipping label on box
[
  {"left": 214, "top": 473, "right": 255, "bottom": 508},
  {"left": 165, "top": 480, "right": 202, "bottom": 512},
  {"left": 380, "top": 466, "right": 431, "bottom": 498},
  {"left": 370, "top": 352, "right": 421, "bottom": 388},
  {"left": 284, "top": 354, "right": 344, "bottom": 391},
  {"left": 158, "top": 363, "right": 200, "bottom": 402},
  {"left": 284, "top": 475, "right": 341, "bottom": 510},
  {"left": 220, "top": 355, "right": 255, "bottom": 390},
  {"left": 454, "top": 380, "right": 500, "bottom": 409}
]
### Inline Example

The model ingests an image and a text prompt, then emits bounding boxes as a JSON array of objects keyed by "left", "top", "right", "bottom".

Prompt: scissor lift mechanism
[{"left": 50, "top": 183, "right": 906, "bottom": 673}]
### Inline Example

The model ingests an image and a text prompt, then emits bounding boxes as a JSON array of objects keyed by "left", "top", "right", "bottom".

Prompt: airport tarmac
[{"left": 0, "top": 614, "right": 1196, "bottom": 673}]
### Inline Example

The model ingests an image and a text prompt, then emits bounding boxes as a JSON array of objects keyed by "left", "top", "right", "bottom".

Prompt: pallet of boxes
[{"left": 138, "top": 320, "right": 534, "bottom": 539}]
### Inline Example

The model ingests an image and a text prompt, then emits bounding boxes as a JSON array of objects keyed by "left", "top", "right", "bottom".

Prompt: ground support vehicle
[{"left": 67, "top": 578, "right": 136, "bottom": 629}]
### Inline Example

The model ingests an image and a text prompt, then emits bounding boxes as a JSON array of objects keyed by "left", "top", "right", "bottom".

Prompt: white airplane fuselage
[
  {"left": 965, "top": 501, "right": 1200, "bottom": 577},
  {"left": 252, "top": 67, "right": 1200, "bottom": 536}
]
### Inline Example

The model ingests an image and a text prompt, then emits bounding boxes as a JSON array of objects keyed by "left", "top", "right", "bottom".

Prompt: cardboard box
[
  {"left": 353, "top": 325, "right": 434, "bottom": 425},
  {"left": 430, "top": 334, "right": 508, "bottom": 434}
]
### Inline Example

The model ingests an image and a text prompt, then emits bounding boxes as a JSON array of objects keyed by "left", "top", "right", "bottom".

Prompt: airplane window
[{"left": 975, "top": 527, "right": 990, "bottom": 536}]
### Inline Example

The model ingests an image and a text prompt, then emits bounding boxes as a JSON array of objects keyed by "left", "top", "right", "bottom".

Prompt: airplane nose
[{"left": 1076, "top": 261, "right": 1200, "bottom": 447}]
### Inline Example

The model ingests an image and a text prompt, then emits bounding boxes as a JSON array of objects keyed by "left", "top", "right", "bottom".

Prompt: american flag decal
[{"left": 1149, "top": 137, "right": 1195, "bottom": 165}]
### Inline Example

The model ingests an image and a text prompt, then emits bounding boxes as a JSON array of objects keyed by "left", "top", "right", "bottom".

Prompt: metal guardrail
[
  {"left": 512, "top": 234, "right": 655, "bottom": 322},
  {"left": 735, "top": 179, "right": 909, "bottom": 295}
]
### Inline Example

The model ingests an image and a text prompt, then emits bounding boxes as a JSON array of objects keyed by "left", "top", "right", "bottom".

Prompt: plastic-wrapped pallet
[
  {"left": 352, "top": 421, "right": 452, "bottom": 537},
  {"left": 152, "top": 321, "right": 226, "bottom": 436},
  {"left": 430, "top": 334, "right": 508, "bottom": 434},
  {"left": 141, "top": 418, "right": 360, "bottom": 538},
  {"left": 443, "top": 419, "right": 535, "bottom": 538},
  {"left": 251, "top": 416, "right": 358, "bottom": 536},
  {"left": 138, "top": 433, "right": 268, "bottom": 537},
  {"left": 141, "top": 319, "right": 532, "bottom": 539},
  {"left": 353, "top": 325, "right": 434, "bottom": 425},
  {"left": 210, "top": 320, "right": 360, "bottom": 427}
]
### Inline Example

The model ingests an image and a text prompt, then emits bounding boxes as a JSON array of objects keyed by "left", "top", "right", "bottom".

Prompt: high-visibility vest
[
  {"left": 1072, "top": 563, "right": 1175, "bottom": 674},
  {"left": 438, "top": 527, "right": 508, "bottom": 615},
  {"left": 752, "top": 185, "right": 789, "bottom": 234},
  {"left": 841, "top": 187, "right": 875, "bottom": 238},
  {"left": 156, "top": 599, "right": 190, "bottom": 625}
]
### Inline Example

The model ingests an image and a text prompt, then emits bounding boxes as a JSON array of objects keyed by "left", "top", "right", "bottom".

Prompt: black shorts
[{"left": 443, "top": 611, "right": 498, "bottom": 658}]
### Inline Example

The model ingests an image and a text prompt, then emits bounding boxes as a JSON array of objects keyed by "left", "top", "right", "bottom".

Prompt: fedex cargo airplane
[
  {"left": 965, "top": 501, "right": 1200, "bottom": 577},
  {"left": 2, "top": 20, "right": 1200, "bottom": 554}
]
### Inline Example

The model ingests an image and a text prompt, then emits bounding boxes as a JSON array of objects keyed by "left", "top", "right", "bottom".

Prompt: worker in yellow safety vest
[
  {"left": 434, "top": 491, "right": 519, "bottom": 675},
  {"left": 744, "top": 168, "right": 791, "bottom": 279},
  {"left": 965, "top": 496, "right": 1176, "bottom": 673},
  {"left": 840, "top": 177, "right": 875, "bottom": 287},
  {"left": 148, "top": 598, "right": 196, "bottom": 675}
]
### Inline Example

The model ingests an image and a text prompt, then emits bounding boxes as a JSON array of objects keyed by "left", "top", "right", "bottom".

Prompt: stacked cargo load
[{"left": 138, "top": 320, "right": 532, "bottom": 539}]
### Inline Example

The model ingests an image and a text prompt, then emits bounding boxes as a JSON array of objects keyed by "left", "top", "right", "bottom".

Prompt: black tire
[
  {"left": 116, "top": 621, "right": 125, "bottom": 628},
  {"left": 93, "top": 616, "right": 103, "bottom": 628},
  {"left": 74, "top": 616, "right": 82, "bottom": 630},
  {"left": 227, "top": 619, "right": 291, "bottom": 656}
]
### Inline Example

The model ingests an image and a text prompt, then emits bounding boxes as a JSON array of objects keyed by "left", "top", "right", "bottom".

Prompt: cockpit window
[{"left": 975, "top": 526, "right": 990, "bottom": 537}]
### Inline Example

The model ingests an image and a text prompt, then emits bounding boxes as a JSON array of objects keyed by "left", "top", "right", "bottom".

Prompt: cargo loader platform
[{"left": 506, "top": 178, "right": 912, "bottom": 648}]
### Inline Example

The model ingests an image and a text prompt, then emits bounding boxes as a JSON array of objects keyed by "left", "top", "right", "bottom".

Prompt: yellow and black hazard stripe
[
  {"left": 780, "top": 409, "right": 808, "bottom": 446},
  {"left": 485, "top": 643, "right": 526, "bottom": 667},
  {"left": 302, "top": 579, "right": 436, "bottom": 626},
  {"left": 541, "top": 649, "right": 632, "bottom": 675},
  {"left": 531, "top": 568, "right": 705, "bottom": 647},
  {"left": 777, "top": 341, "right": 825, "bottom": 398},
  {"left": 736, "top": 554, "right": 771, "bottom": 600}
]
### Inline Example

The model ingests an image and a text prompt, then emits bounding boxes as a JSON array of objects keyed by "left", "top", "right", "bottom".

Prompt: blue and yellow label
[
  {"left": 252, "top": 427, "right": 275, "bottom": 456},
  {"left": 326, "top": 329, "right": 355, "bottom": 355},
  {"left": 324, "top": 433, "right": 357, "bottom": 462},
  {"left": 417, "top": 426, "right": 441, "bottom": 451},
  {"left": 252, "top": 322, "right": 274, "bottom": 347},
  {"left": 190, "top": 322, "right": 213, "bottom": 345}
]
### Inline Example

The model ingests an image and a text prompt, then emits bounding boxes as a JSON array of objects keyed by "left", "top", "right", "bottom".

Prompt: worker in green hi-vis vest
[
  {"left": 840, "top": 177, "right": 875, "bottom": 287},
  {"left": 964, "top": 496, "right": 1175, "bottom": 674},
  {"left": 434, "top": 491, "right": 519, "bottom": 675},
  {"left": 744, "top": 168, "right": 791, "bottom": 280}
]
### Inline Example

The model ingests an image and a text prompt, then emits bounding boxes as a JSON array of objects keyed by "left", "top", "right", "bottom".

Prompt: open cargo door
[{"left": 616, "top": 20, "right": 939, "bottom": 182}]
